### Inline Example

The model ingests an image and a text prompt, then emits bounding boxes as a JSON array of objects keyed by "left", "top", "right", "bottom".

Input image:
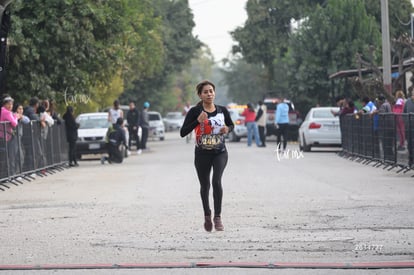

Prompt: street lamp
[
  {"left": 0, "top": 0, "right": 13, "bottom": 94},
  {"left": 411, "top": 13, "right": 414, "bottom": 39},
  {"left": 380, "top": 0, "right": 392, "bottom": 94},
  {"left": 0, "top": 0, "right": 13, "bottom": 24}
]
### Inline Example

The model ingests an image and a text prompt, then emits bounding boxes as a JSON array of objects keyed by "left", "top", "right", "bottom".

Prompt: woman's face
[
  {"left": 16, "top": 105, "right": 24, "bottom": 114},
  {"left": 199, "top": 84, "right": 215, "bottom": 104},
  {"left": 3, "top": 101, "right": 13, "bottom": 111}
]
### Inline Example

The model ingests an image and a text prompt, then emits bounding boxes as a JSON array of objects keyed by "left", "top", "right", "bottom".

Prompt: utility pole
[
  {"left": 0, "top": 0, "right": 13, "bottom": 94},
  {"left": 381, "top": 0, "right": 392, "bottom": 95}
]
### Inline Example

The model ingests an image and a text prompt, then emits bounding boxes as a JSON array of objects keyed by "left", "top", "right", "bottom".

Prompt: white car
[
  {"left": 226, "top": 108, "right": 247, "bottom": 142},
  {"left": 163, "top": 112, "right": 184, "bottom": 132},
  {"left": 148, "top": 111, "right": 165, "bottom": 141},
  {"left": 298, "top": 107, "right": 341, "bottom": 152},
  {"left": 76, "top": 112, "right": 111, "bottom": 158}
]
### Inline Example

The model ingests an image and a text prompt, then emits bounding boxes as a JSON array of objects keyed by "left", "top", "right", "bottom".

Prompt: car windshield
[
  {"left": 149, "top": 114, "right": 161, "bottom": 121},
  {"left": 312, "top": 109, "right": 336, "bottom": 119},
  {"left": 78, "top": 116, "right": 110, "bottom": 129}
]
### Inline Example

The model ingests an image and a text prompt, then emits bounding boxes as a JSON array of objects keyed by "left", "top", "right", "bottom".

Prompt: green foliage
[
  {"left": 364, "top": 0, "right": 413, "bottom": 38},
  {"left": 7, "top": 0, "right": 164, "bottom": 110},
  {"left": 221, "top": 56, "right": 268, "bottom": 104},
  {"left": 288, "top": 0, "right": 381, "bottom": 108},
  {"left": 121, "top": 0, "right": 201, "bottom": 113}
]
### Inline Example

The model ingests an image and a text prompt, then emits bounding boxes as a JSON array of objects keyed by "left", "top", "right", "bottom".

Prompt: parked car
[
  {"left": 76, "top": 112, "right": 111, "bottom": 159},
  {"left": 163, "top": 112, "right": 184, "bottom": 132},
  {"left": 148, "top": 111, "right": 165, "bottom": 141},
  {"left": 226, "top": 108, "right": 247, "bottom": 142},
  {"left": 298, "top": 107, "right": 341, "bottom": 152}
]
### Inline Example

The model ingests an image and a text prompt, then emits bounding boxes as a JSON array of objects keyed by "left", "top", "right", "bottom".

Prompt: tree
[
  {"left": 364, "top": 0, "right": 413, "bottom": 39},
  {"left": 6, "top": 0, "right": 164, "bottom": 109},
  {"left": 221, "top": 56, "right": 268, "bottom": 104},
  {"left": 288, "top": 0, "right": 381, "bottom": 108},
  {"left": 231, "top": 0, "right": 323, "bottom": 91},
  {"left": 121, "top": 0, "right": 202, "bottom": 112}
]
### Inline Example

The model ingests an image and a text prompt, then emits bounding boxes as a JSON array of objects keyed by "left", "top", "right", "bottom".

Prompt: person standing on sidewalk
[
  {"left": 62, "top": 106, "right": 79, "bottom": 167},
  {"left": 255, "top": 100, "right": 267, "bottom": 147},
  {"left": 126, "top": 100, "right": 140, "bottom": 152},
  {"left": 242, "top": 103, "right": 262, "bottom": 147},
  {"left": 139, "top": 101, "right": 150, "bottom": 152},
  {"left": 108, "top": 99, "right": 124, "bottom": 126},
  {"left": 180, "top": 80, "right": 234, "bottom": 232},
  {"left": 275, "top": 98, "right": 290, "bottom": 152}
]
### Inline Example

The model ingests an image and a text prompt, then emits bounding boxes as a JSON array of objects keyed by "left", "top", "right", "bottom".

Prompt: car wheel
[
  {"left": 299, "top": 135, "right": 304, "bottom": 151},
  {"left": 302, "top": 134, "right": 311, "bottom": 152},
  {"left": 228, "top": 131, "right": 238, "bottom": 142},
  {"left": 160, "top": 136, "right": 165, "bottom": 141}
]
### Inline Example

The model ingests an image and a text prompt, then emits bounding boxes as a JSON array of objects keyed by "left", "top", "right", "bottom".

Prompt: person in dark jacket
[
  {"left": 62, "top": 106, "right": 79, "bottom": 167},
  {"left": 101, "top": 117, "right": 128, "bottom": 164},
  {"left": 126, "top": 100, "right": 140, "bottom": 151}
]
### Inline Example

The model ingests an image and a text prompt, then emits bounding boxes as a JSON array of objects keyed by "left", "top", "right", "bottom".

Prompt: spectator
[
  {"left": 101, "top": 117, "right": 128, "bottom": 164},
  {"left": 108, "top": 99, "right": 124, "bottom": 125},
  {"left": 23, "top": 97, "right": 40, "bottom": 171},
  {"left": 372, "top": 95, "right": 394, "bottom": 160},
  {"left": 255, "top": 100, "right": 267, "bottom": 147},
  {"left": 0, "top": 95, "right": 21, "bottom": 176},
  {"left": 139, "top": 101, "right": 150, "bottom": 151},
  {"left": 23, "top": 97, "right": 40, "bottom": 121},
  {"left": 49, "top": 99, "right": 62, "bottom": 124},
  {"left": 275, "top": 98, "right": 290, "bottom": 151},
  {"left": 63, "top": 106, "right": 79, "bottom": 167},
  {"left": 126, "top": 100, "right": 140, "bottom": 152},
  {"left": 359, "top": 97, "right": 377, "bottom": 114},
  {"left": 330, "top": 95, "right": 346, "bottom": 116},
  {"left": 242, "top": 103, "right": 262, "bottom": 147},
  {"left": 12, "top": 102, "right": 30, "bottom": 173},
  {"left": 403, "top": 89, "right": 414, "bottom": 113},
  {"left": 393, "top": 90, "right": 406, "bottom": 151}
]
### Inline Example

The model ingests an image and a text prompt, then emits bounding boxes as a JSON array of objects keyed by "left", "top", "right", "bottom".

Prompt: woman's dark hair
[
  {"left": 12, "top": 102, "right": 23, "bottom": 112},
  {"left": 113, "top": 99, "right": 120, "bottom": 108},
  {"left": 247, "top": 103, "right": 254, "bottom": 112},
  {"left": 196, "top": 80, "right": 215, "bottom": 106},
  {"left": 196, "top": 80, "right": 215, "bottom": 95}
]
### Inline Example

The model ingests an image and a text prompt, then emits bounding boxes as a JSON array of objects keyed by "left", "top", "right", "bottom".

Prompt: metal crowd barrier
[
  {"left": 341, "top": 113, "right": 413, "bottom": 173},
  {"left": 0, "top": 121, "right": 68, "bottom": 190}
]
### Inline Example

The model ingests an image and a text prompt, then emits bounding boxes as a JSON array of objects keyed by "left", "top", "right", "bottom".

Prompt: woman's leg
[
  {"left": 253, "top": 124, "right": 262, "bottom": 146},
  {"left": 194, "top": 153, "right": 213, "bottom": 216},
  {"left": 211, "top": 151, "right": 228, "bottom": 217},
  {"left": 246, "top": 122, "right": 253, "bottom": 146}
]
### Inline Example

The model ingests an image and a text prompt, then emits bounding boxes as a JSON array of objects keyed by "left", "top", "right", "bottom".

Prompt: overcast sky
[
  {"left": 189, "top": 0, "right": 247, "bottom": 62},
  {"left": 189, "top": 1, "right": 414, "bottom": 62}
]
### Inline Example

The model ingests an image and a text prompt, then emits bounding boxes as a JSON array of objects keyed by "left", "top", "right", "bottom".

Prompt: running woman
[{"left": 180, "top": 80, "right": 234, "bottom": 232}]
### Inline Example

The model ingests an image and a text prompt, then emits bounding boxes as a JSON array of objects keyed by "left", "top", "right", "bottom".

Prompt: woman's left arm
[{"left": 222, "top": 108, "right": 234, "bottom": 134}]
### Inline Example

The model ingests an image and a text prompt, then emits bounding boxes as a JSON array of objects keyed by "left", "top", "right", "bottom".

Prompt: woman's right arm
[{"left": 180, "top": 107, "right": 199, "bottom": 137}]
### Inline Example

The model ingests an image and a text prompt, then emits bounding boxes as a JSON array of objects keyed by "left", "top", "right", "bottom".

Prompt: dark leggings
[
  {"left": 276, "top": 123, "right": 288, "bottom": 150},
  {"left": 194, "top": 151, "right": 228, "bottom": 217}
]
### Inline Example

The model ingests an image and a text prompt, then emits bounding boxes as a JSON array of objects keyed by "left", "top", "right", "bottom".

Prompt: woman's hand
[
  {"left": 197, "top": 111, "right": 208, "bottom": 123},
  {"left": 219, "top": 126, "right": 229, "bottom": 134}
]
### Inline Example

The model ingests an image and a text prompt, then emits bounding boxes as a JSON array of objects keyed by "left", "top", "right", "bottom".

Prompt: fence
[
  {"left": 341, "top": 113, "right": 413, "bottom": 173},
  {"left": 0, "top": 121, "right": 68, "bottom": 190}
]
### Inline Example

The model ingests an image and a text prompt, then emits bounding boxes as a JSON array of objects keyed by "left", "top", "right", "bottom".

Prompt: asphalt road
[{"left": 0, "top": 132, "right": 413, "bottom": 275}]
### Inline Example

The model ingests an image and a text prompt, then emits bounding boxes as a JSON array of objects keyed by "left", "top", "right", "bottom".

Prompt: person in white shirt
[{"left": 108, "top": 99, "right": 124, "bottom": 125}]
